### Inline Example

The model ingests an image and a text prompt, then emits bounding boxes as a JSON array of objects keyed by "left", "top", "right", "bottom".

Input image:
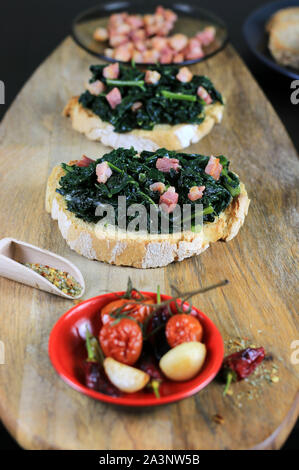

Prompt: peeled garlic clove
[
  {"left": 159, "top": 341, "right": 207, "bottom": 381},
  {"left": 103, "top": 357, "right": 150, "bottom": 393}
]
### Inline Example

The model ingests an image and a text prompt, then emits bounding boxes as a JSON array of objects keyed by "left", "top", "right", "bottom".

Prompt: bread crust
[
  {"left": 46, "top": 163, "right": 250, "bottom": 268},
  {"left": 63, "top": 97, "right": 224, "bottom": 152},
  {"left": 266, "top": 7, "right": 299, "bottom": 32},
  {"left": 266, "top": 7, "right": 299, "bottom": 69}
]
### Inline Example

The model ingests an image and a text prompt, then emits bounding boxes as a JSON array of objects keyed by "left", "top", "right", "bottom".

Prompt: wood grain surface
[{"left": 0, "top": 37, "right": 298, "bottom": 450}]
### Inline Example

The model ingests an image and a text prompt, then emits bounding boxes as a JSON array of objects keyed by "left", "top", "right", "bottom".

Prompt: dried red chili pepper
[{"left": 222, "top": 347, "right": 265, "bottom": 396}]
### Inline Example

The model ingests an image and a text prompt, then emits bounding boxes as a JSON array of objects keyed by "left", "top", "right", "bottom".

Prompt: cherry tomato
[
  {"left": 130, "top": 290, "right": 146, "bottom": 300},
  {"left": 165, "top": 314, "right": 203, "bottom": 348},
  {"left": 100, "top": 297, "right": 154, "bottom": 325},
  {"left": 99, "top": 318, "right": 143, "bottom": 365},
  {"left": 181, "top": 303, "right": 199, "bottom": 318}
]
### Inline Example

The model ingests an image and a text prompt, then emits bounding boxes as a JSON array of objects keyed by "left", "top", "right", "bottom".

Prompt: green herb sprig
[{"left": 160, "top": 90, "right": 197, "bottom": 102}]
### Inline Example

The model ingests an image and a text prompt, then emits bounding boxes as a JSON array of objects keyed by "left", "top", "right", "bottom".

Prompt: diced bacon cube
[
  {"left": 156, "top": 6, "right": 177, "bottom": 24},
  {"left": 77, "top": 155, "right": 95, "bottom": 167},
  {"left": 130, "top": 29, "right": 146, "bottom": 43},
  {"left": 156, "top": 157, "right": 181, "bottom": 173},
  {"left": 186, "top": 46, "right": 204, "bottom": 60},
  {"left": 196, "top": 26, "right": 216, "bottom": 46},
  {"left": 113, "top": 22, "right": 131, "bottom": 36},
  {"left": 145, "top": 24, "right": 160, "bottom": 37},
  {"left": 197, "top": 86, "right": 212, "bottom": 104},
  {"left": 131, "top": 101, "right": 143, "bottom": 112},
  {"left": 176, "top": 66, "right": 193, "bottom": 83},
  {"left": 155, "top": 6, "right": 165, "bottom": 16},
  {"left": 85, "top": 80, "right": 105, "bottom": 96},
  {"left": 96, "top": 161, "right": 112, "bottom": 184},
  {"left": 106, "top": 87, "right": 122, "bottom": 109},
  {"left": 113, "top": 42, "right": 133, "bottom": 62},
  {"left": 144, "top": 14, "right": 156, "bottom": 29},
  {"left": 160, "top": 46, "right": 174, "bottom": 64},
  {"left": 145, "top": 70, "right": 161, "bottom": 85},
  {"left": 159, "top": 186, "right": 179, "bottom": 214},
  {"left": 144, "top": 12, "right": 166, "bottom": 37},
  {"left": 93, "top": 27, "right": 108, "bottom": 42},
  {"left": 103, "top": 63, "right": 120, "bottom": 79},
  {"left": 154, "top": 13, "right": 164, "bottom": 25},
  {"left": 168, "top": 34, "right": 188, "bottom": 52},
  {"left": 173, "top": 53, "right": 184, "bottom": 63},
  {"left": 143, "top": 49, "right": 160, "bottom": 63},
  {"left": 184, "top": 39, "right": 204, "bottom": 60},
  {"left": 150, "top": 36, "right": 168, "bottom": 51},
  {"left": 125, "top": 15, "right": 144, "bottom": 29},
  {"left": 188, "top": 186, "right": 206, "bottom": 201},
  {"left": 109, "top": 13, "right": 128, "bottom": 26},
  {"left": 133, "top": 40, "right": 147, "bottom": 52},
  {"left": 205, "top": 156, "right": 223, "bottom": 181},
  {"left": 109, "top": 34, "right": 128, "bottom": 47},
  {"left": 149, "top": 182, "right": 166, "bottom": 194},
  {"left": 132, "top": 49, "right": 145, "bottom": 63},
  {"left": 187, "top": 38, "right": 201, "bottom": 49}
]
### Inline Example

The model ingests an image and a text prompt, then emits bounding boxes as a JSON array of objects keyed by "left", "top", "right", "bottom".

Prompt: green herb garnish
[{"left": 160, "top": 90, "right": 197, "bottom": 102}]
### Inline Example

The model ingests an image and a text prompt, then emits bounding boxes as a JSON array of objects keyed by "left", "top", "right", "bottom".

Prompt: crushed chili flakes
[
  {"left": 24, "top": 263, "right": 82, "bottom": 297},
  {"left": 223, "top": 337, "right": 280, "bottom": 407}
]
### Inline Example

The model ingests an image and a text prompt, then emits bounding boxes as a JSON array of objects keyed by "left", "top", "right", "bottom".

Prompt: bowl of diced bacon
[{"left": 72, "top": 2, "right": 229, "bottom": 66}]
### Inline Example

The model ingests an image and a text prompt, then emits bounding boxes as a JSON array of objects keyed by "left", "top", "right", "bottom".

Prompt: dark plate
[
  {"left": 71, "top": 0, "right": 228, "bottom": 66},
  {"left": 243, "top": 0, "right": 299, "bottom": 80}
]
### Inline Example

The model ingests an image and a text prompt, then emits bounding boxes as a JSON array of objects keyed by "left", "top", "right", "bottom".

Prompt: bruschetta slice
[
  {"left": 46, "top": 148, "right": 249, "bottom": 268},
  {"left": 63, "top": 64, "right": 224, "bottom": 152}
]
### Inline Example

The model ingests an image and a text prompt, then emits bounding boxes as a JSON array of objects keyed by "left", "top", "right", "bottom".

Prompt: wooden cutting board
[{"left": 0, "top": 37, "right": 298, "bottom": 450}]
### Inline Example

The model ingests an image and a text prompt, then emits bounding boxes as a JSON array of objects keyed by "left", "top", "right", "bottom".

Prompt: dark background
[{"left": 0, "top": 0, "right": 298, "bottom": 450}]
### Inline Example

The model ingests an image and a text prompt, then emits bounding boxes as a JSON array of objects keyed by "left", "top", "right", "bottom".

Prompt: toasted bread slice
[
  {"left": 266, "top": 7, "right": 299, "bottom": 32},
  {"left": 46, "top": 162, "right": 249, "bottom": 268},
  {"left": 266, "top": 7, "right": 299, "bottom": 69},
  {"left": 63, "top": 97, "right": 224, "bottom": 152}
]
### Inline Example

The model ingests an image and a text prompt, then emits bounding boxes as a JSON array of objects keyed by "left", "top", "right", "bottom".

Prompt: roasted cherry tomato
[
  {"left": 130, "top": 290, "right": 146, "bottom": 300},
  {"left": 99, "top": 318, "right": 143, "bottom": 365},
  {"left": 165, "top": 314, "right": 203, "bottom": 348},
  {"left": 100, "top": 297, "right": 154, "bottom": 325}
]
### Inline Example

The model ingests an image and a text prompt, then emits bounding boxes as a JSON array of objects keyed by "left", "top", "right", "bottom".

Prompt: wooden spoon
[{"left": 0, "top": 237, "right": 85, "bottom": 299}]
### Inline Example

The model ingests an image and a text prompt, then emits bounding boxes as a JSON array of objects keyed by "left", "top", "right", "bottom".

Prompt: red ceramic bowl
[{"left": 49, "top": 291, "right": 224, "bottom": 407}]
